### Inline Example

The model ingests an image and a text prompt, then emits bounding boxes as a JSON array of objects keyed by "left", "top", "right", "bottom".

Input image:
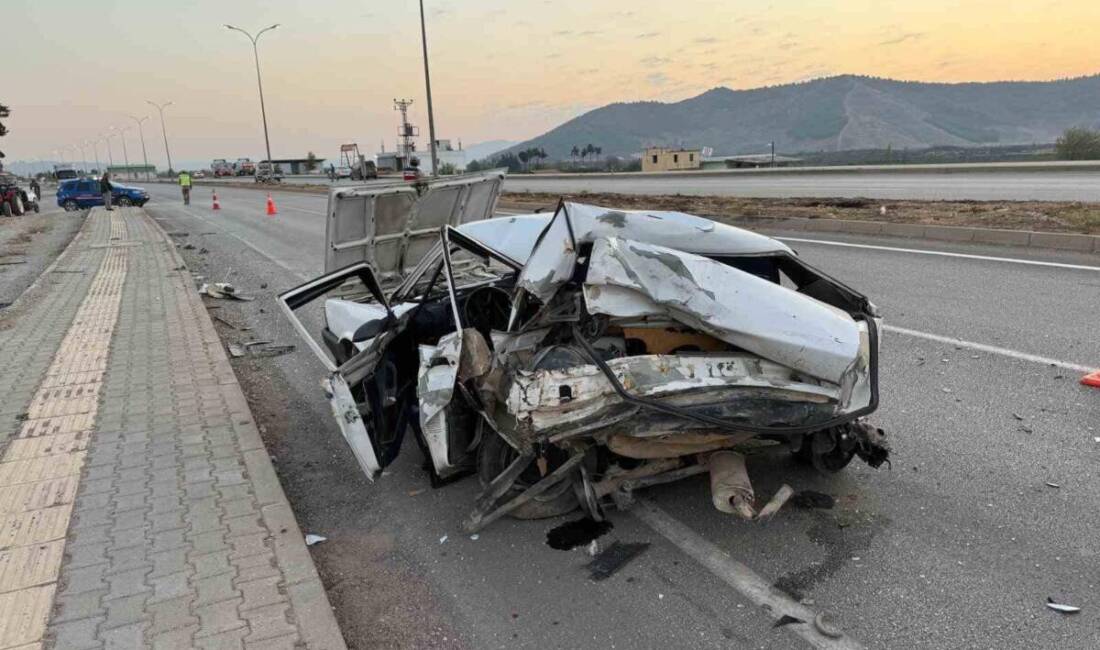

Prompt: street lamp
[
  {"left": 110, "top": 126, "right": 131, "bottom": 180},
  {"left": 75, "top": 144, "right": 87, "bottom": 175},
  {"left": 224, "top": 23, "right": 279, "bottom": 166},
  {"left": 102, "top": 133, "right": 115, "bottom": 169},
  {"left": 128, "top": 115, "right": 151, "bottom": 180},
  {"left": 418, "top": 0, "right": 439, "bottom": 177},
  {"left": 146, "top": 100, "right": 174, "bottom": 175},
  {"left": 87, "top": 139, "right": 101, "bottom": 175}
]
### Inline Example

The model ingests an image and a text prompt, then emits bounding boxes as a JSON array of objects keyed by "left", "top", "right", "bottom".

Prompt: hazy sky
[{"left": 5, "top": 0, "right": 1099, "bottom": 167}]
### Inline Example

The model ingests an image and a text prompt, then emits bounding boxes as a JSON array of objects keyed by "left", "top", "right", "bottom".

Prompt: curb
[
  {"left": 149, "top": 210, "right": 349, "bottom": 650},
  {"left": 497, "top": 201, "right": 1100, "bottom": 254}
]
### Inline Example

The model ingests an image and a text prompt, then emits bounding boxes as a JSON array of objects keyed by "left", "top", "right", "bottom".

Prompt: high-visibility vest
[{"left": 179, "top": 173, "right": 192, "bottom": 187}]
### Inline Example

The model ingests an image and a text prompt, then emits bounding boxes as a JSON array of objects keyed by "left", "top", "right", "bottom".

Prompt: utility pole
[
  {"left": 225, "top": 24, "right": 279, "bottom": 166},
  {"left": 128, "top": 115, "right": 151, "bottom": 180},
  {"left": 146, "top": 100, "right": 174, "bottom": 174},
  {"left": 418, "top": 0, "right": 439, "bottom": 176},
  {"left": 770, "top": 141, "right": 775, "bottom": 166}
]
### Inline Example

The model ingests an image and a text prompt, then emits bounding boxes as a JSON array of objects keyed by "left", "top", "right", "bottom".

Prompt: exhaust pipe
[{"left": 707, "top": 451, "right": 794, "bottom": 520}]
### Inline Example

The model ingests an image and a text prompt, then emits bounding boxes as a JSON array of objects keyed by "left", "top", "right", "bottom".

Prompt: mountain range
[{"left": 501, "top": 74, "right": 1100, "bottom": 159}]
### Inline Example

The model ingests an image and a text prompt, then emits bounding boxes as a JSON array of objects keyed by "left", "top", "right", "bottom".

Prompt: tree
[
  {"left": 438, "top": 162, "right": 457, "bottom": 175},
  {"left": 1055, "top": 127, "right": 1100, "bottom": 160},
  {"left": 467, "top": 158, "right": 483, "bottom": 172},
  {"left": 304, "top": 151, "right": 318, "bottom": 172},
  {"left": 570, "top": 145, "right": 580, "bottom": 162},
  {"left": 517, "top": 150, "right": 530, "bottom": 171}
]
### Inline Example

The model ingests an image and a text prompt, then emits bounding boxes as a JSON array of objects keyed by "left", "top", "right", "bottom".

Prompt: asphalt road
[
  {"left": 223, "top": 168, "right": 1100, "bottom": 202},
  {"left": 502, "top": 171, "right": 1100, "bottom": 202},
  {"left": 144, "top": 183, "right": 1100, "bottom": 649}
]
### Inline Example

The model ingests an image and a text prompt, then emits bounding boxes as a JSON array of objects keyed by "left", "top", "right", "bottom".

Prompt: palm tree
[{"left": 570, "top": 145, "right": 580, "bottom": 162}]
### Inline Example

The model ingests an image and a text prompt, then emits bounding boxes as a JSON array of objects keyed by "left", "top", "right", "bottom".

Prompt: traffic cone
[
  {"left": 212, "top": 190, "right": 220, "bottom": 211},
  {"left": 1082, "top": 370, "right": 1100, "bottom": 388},
  {"left": 266, "top": 193, "right": 277, "bottom": 216}
]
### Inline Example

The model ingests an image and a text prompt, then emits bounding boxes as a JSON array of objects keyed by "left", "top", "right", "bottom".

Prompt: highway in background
[
  {"left": 142, "top": 183, "right": 1100, "bottom": 649},
  {"left": 204, "top": 164, "right": 1100, "bottom": 201}
]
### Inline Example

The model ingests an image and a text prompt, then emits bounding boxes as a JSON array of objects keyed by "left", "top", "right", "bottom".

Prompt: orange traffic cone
[
  {"left": 212, "top": 190, "right": 220, "bottom": 211},
  {"left": 1082, "top": 370, "right": 1100, "bottom": 388},
  {"left": 266, "top": 193, "right": 277, "bottom": 216}
]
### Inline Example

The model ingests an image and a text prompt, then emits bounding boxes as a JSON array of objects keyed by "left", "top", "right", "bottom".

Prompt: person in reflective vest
[{"left": 178, "top": 170, "right": 192, "bottom": 205}]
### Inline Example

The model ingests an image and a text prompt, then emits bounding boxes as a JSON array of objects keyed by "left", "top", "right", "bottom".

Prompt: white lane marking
[
  {"left": 884, "top": 325, "right": 1094, "bottom": 372},
  {"left": 633, "top": 499, "right": 864, "bottom": 649},
  {"left": 777, "top": 237, "right": 1100, "bottom": 272},
  {"left": 152, "top": 204, "right": 311, "bottom": 281}
]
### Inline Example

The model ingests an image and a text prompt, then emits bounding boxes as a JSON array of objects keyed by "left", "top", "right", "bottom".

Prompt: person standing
[
  {"left": 100, "top": 172, "right": 113, "bottom": 211},
  {"left": 178, "top": 170, "right": 192, "bottom": 205}
]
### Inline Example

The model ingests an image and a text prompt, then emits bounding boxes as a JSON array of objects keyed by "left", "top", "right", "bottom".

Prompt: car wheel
[
  {"left": 477, "top": 430, "right": 580, "bottom": 520},
  {"left": 117, "top": 197, "right": 133, "bottom": 207},
  {"left": 63, "top": 200, "right": 79, "bottom": 212},
  {"left": 1, "top": 201, "right": 11, "bottom": 218},
  {"left": 11, "top": 194, "right": 24, "bottom": 216},
  {"left": 792, "top": 429, "right": 856, "bottom": 474}
]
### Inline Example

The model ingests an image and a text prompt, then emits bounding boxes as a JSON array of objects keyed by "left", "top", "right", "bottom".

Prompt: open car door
[{"left": 278, "top": 262, "right": 397, "bottom": 480}]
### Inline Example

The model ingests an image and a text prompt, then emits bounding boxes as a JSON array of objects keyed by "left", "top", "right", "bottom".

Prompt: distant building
[
  {"left": 376, "top": 139, "right": 467, "bottom": 174},
  {"left": 642, "top": 147, "right": 702, "bottom": 172}
]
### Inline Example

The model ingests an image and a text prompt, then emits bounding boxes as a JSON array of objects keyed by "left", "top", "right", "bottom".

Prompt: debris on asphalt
[
  {"left": 304, "top": 534, "right": 327, "bottom": 546},
  {"left": 1019, "top": 425, "right": 1034, "bottom": 434},
  {"left": 1045, "top": 482, "right": 1061, "bottom": 488},
  {"left": 585, "top": 541, "right": 650, "bottom": 581},
  {"left": 181, "top": 243, "right": 196, "bottom": 250},
  {"left": 213, "top": 315, "right": 243, "bottom": 330},
  {"left": 546, "top": 517, "right": 614, "bottom": 551},
  {"left": 245, "top": 342, "right": 295, "bottom": 357},
  {"left": 790, "top": 490, "right": 836, "bottom": 509},
  {"left": 227, "top": 343, "right": 246, "bottom": 358},
  {"left": 198, "top": 247, "right": 209, "bottom": 255},
  {"left": 814, "top": 613, "right": 844, "bottom": 638},
  {"left": 1045, "top": 598, "right": 1081, "bottom": 614},
  {"left": 0, "top": 259, "right": 27, "bottom": 266},
  {"left": 167, "top": 232, "right": 189, "bottom": 238},
  {"left": 199, "top": 282, "right": 254, "bottom": 301},
  {"left": 469, "top": 534, "right": 479, "bottom": 541},
  {"left": 772, "top": 614, "right": 804, "bottom": 629},
  {"left": 260, "top": 282, "right": 268, "bottom": 289},
  {"left": 1012, "top": 413, "right": 1024, "bottom": 421},
  {"left": 439, "top": 535, "right": 448, "bottom": 544}
]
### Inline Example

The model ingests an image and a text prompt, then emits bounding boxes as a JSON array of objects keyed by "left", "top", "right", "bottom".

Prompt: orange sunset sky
[{"left": 5, "top": 0, "right": 1099, "bottom": 165}]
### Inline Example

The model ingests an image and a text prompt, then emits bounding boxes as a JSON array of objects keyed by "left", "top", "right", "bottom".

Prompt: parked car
[
  {"left": 0, "top": 174, "right": 39, "bottom": 216},
  {"left": 56, "top": 178, "right": 150, "bottom": 211},
  {"left": 402, "top": 166, "right": 420, "bottom": 181},
  {"left": 335, "top": 166, "right": 352, "bottom": 179},
  {"left": 278, "top": 171, "right": 888, "bottom": 532},
  {"left": 193, "top": 170, "right": 207, "bottom": 179}
]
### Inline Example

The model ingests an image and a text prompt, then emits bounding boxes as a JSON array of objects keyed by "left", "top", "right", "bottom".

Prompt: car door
[
  {"left": 278, "top": 263, "right": 398, "bottom": 480},
  {"left": 75, "top": 180, "right": 99, "bottom": 206}
]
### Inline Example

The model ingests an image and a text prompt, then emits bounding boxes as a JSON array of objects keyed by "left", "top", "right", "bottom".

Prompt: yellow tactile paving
[
  {"left": 0, "top": 479, "right": 79, "bottom": 514},
  {"left": 0, "top": 541, "right": 65, "bottom": 594},
  {"left": 0, "top": 585, "right": 54, "bottom": 648},
  {"left": 2, "top": 433, "right": 90, "bottom": 461},
  {"left": 16, "top": 414, "right": 94, "bottom": 439},
  {"left": 0, "top": 505, "right": 74, "bottom": 549},
  {"left": 0, "top": 211, "right": 129, "bottom": 649}
]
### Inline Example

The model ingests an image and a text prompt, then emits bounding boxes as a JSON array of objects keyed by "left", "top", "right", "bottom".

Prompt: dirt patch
[{"left": 500, "top": 192, "right": 1100, "bottom": 234}]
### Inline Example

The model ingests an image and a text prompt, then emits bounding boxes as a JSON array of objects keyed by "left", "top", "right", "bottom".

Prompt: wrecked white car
[{"left": 279, "top": 171, "right": 888, "bottom": 531}]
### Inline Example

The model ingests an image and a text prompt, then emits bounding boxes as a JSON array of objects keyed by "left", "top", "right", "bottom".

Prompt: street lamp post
[
  {"left": 146, "top": 100, "right": 174, "bottom": 175},
  {"left": 418, "top": 0, "right": 439, "bottom": 177},
  {"left": 770, "top": 141, "right": 775, "bottom": 166},
  {"left": 114, "top": 127, "right": 131, "bottom": 180},
  {"left": 102, "top": 133, "right": 115, "bottom": 169},
  {"left": 88, "top": 139, "right": 101, "bottom": 175},
  {"left": 225, "top": 24, "right": 279, "bottom": 166},
  {"left": 128, "top": 115, "right": 151, "bottom": 180},
  {"left": 76, "top": 144, "right": 88, "bottom": 175}
]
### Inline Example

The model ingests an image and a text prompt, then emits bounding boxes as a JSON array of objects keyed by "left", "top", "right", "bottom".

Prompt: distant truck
[
  {"left": 212, "top": 159, "right": 234, "bottom": 177},
  {"left": 234, "top": 158, "right": 255, "bottom": 176},
  {"left": 54, "top": 164, "right": 77, "bottom": 181},
  {"left": 339, "top": 144, "right": 378, "bottom": 181}
]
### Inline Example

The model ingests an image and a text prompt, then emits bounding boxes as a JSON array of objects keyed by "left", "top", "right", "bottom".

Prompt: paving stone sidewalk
[{"left": 0, "top": 207, "right": 346, "bottom": 649}]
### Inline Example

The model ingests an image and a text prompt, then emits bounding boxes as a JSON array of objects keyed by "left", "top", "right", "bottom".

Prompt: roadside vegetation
[{"left": 1055, "top": 127, "right": 1100, "bottom": 160}]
